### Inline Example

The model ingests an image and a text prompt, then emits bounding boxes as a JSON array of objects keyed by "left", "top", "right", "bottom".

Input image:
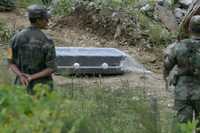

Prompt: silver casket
[{"left": 55, "top": 47, "right": 127, "bottom": 75}]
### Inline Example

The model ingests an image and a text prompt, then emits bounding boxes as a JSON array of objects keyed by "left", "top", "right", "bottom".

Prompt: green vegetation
[
  {"left": 52, "top": 0, "right": 175, "bottom": 46},
  {"left": 13, "top": 0, "right": 176, "bottom": 46},
  {"left": 0, "top": 21, "right": 13, "bottom": 44},
  {"left": 0, "top": 81, "right": 166, "bottom": 133},
  {"left": 17, "top": 0, "right": 42, "bottom": 8},
  {"left": 0, "top": 0, "right": 196, "bottom": 133},
  {"left": 179, "top": 120, "right": 198, "bottom": 133},
  {"left": 0, "top": 73, "right": 196, "bottom": 133},
  {"left": 138, "top": 13, "right": 176, "bottom": 46},
  {"left": 53, "top": 0, "right": 73, "bottom": 16}
]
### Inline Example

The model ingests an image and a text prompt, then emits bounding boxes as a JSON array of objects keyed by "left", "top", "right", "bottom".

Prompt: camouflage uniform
[
  {"left": 9, "top": 26, "right": 57, "bottom": 94},
  {"left": 164, "top": 38, "right": 200, "bottom": 126}
]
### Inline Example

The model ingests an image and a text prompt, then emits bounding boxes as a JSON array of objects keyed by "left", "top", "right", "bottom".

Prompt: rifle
[{"left": 178, "top": 0, "right": 200, "bottom": 40}]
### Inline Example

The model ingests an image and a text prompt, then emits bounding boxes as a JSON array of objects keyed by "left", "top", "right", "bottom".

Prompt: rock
[
  {"left": 157, "top": 0, "right": 166, "bottom": 6},
  {"left": 174, "top": 8, "right": 187, "bottom": 23},
  {"left": 157, "top": 0, "right": 171, "bottom": 7},
  {"left": 141, "top": 4, "right": 152, "bottom": 12},
  {"left": 179, "top": 0, "right": 193, "bottom": 9},
  {"left": 114, "top": 25, "right": 122, "bottom": 40},
  {"left": 149, "top": 57, "right": 156, "bottom": 63},
  {"left": 0, "top": 0, "right": 16, "bottom": 11},
  {"left": 154, "top": 5, "right": 178, "bottom": 32}
]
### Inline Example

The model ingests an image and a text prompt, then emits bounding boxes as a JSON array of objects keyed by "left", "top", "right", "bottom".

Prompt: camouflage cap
[
  {"left": 189, "top": 15, "right": 200, "bottom": 34},
  {"left": 27, "top": 4, "right": 50, "bottom": 20}
]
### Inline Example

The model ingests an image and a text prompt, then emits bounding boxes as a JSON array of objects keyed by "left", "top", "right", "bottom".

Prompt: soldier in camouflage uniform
[
  {"left": 164, "top": 15, "right": 200, "bottom": 132},
  {"left": 7, "top": 5, "right": 57, "bottom": 94}
]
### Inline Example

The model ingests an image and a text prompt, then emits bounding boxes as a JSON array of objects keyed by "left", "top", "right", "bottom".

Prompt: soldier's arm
[
  {"left": 27, "top": 68, "right": 54, "bottom": 81},
  {"left": 8, "top": 35, "right": 20, "bottom": 76},
  {"left": 163, "top": 43, "right": 177, "bottom": 91},
  {"left": 163, "top": 43, "right": 177, "bottom": 80},
  {"left": 8, "top": 36, "right": 29, "bottom": 86},
  {"left": 9, "top": 64, "right": 29, "bottom": 86},
  {"left": 9, "top": 63, "right": 23, "bottom": 77}
]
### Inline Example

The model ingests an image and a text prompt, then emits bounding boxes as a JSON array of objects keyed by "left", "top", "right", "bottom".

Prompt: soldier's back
[
  {"left": 13, "top": 26, "right": 51, "bottom": 74},
  {"left": 173, "top": 39, "right": 200, "bottom": 100}
]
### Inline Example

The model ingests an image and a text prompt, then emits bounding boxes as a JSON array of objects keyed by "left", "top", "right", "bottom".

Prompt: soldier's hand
[
  {"left": 19, "top": 75, "right": 29, "bottom": 87},
  {"left": 22, "top": 73, "right": 32, "bottom": 82}
]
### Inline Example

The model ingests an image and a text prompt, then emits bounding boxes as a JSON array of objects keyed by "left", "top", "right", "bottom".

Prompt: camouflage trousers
[{"left": 175, "top": 99, "right": 200, "bottom": 133}]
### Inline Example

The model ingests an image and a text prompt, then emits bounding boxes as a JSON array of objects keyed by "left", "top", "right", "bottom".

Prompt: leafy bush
[
  {"left": 138, "top": 13, "right": 176, "bottom": 46},
  {"left": 0, "top": 21, "right": 13, "bottom": 44},
  {"left": 0, "top": 80, "right": 174, "bottom": 133},
  {"left": 17, "top": 0, "right": 42, "bottom": 8},
  {"left": 179, "top": 121, "right": 198, "bottom": 133},
  {"left": 52, "top": 0, "right": 73, "bottom": 16}
]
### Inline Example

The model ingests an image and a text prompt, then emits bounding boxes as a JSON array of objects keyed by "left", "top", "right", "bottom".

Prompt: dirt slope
[{"left": 0, "top": 11, "right": 169, "bottom": 100}]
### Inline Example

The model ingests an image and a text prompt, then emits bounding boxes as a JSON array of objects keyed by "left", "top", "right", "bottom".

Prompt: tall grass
[
  {"left": 0, "top": 76, "right": 175, "bottom": 133},
  {"left": 0, "top": 21, "right": 13, "bottom": 44},
  {"left": 16, "top": 0, "right": 42, "bottom": 8},
  {"left": 138, "top": 13, "right": 176, "bottom": 46},
  {"left": 52, "top": 0, "right": 73, "bottom": 16}
]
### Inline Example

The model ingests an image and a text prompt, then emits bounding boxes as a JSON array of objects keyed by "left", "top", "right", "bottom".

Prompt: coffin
[{"left": 55, "top": 47, "right": 127, "bottom": 75}]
